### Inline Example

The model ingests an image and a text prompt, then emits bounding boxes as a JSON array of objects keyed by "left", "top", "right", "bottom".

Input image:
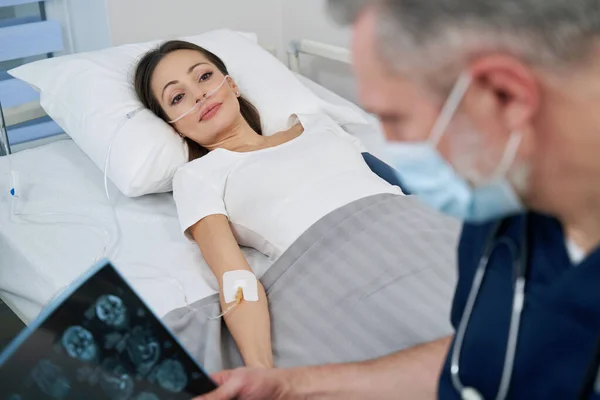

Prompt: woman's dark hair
[{"left": 134, "top": 40, "right": 262, "bottom": 161}]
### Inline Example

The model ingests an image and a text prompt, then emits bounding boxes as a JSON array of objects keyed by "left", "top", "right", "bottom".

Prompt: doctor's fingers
[
  {"left": 193, "top": 368, "right": 290, "bottom": 400},
  {"left": 194, "top": 369, "right": 256, "bottom": 400}
]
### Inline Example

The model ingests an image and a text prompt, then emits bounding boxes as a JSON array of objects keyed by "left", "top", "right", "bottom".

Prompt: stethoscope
[
  {"left": 449, "top": 216, "right": 600, "bottom": 400},
  {"left": 450, "top": 217, "right": 528, "bottom": 400}
]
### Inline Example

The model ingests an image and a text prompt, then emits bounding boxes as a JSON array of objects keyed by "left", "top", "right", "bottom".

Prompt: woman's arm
[{"left": 190, "top": 214, "right": 273, "bottom": 369}]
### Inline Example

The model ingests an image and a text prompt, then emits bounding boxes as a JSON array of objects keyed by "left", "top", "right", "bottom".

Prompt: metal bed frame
[
  {"left": 0, "top": 101, "right": 10, "bottom": 156},
  {"left": 0, "top": 39, "right": 352, "bottom": 157}
]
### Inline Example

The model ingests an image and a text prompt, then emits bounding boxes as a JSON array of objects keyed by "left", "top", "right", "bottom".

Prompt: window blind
[{"left": 0, "top": 0, "right": 64, "bottom": 146}]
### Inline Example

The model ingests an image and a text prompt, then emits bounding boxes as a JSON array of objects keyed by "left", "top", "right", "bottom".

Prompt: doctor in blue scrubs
[{"left": 196, "top": 0, "right": 600, "bottom": 399}]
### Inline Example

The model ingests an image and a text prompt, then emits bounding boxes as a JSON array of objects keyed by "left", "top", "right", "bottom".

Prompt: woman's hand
[{"left": 194, "top": 368, "right": 292, "bottom": 400}]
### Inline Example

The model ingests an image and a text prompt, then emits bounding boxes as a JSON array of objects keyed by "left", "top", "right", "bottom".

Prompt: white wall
[
  {"left": 45, "top": 0, "right": 112, "bottom": 53},
  {"left": 281, "top": 0, "right": 357, "bottom": 102},
  {"left": 65, "top": 0, "right": 112, "bottom": 52},
  {"left": 103, "top": 0, "right": 355, "bottom": 100},
  {"left": 105, "top": 0, "right": 282, "bottom": 49},
  {"left": 50, "top": 0, "right": 356, "bottom": 101},
  {"left": 282, "top": 0, "right": 351, "bottom": 48}
]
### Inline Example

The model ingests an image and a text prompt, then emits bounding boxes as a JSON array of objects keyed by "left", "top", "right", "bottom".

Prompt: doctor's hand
[{"left": 193, "top": 368, "right": 292, "bottom": 400}]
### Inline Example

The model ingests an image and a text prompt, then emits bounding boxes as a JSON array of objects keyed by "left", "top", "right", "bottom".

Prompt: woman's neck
[{"left": 204, "top": 118, "right": 265, "bottom": 152}]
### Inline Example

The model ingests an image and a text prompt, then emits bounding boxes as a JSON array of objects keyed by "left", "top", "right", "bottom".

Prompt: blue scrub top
[{"left": 438, "top": 213, "right": 600, "bottom": 399}]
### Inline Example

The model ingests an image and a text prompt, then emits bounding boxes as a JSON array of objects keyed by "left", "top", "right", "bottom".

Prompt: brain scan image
[
  {"left": 126, "top": 326, "right": 161, "bottom": 376},
  {"left": 75, "top": 365, "right": 96, "bottom": 384},
  {"left": 154, "top": 359, "right": 188, "bottom": 393},
  {"left": 0, "top": 263, "right": 216, "bottom": 400},
  {"left": 99, "top": 358, "right": 135, "bottom": 400},
  {"left": 83, "top": 305, "right": 96, "bottom": 321},
  {"left": 134, "top": 392, "right": 160, "bottom": 400},
  {"left": 61, "top": 326, "right": 98, "bottom": 362},
  {"left": 96, "top": 295, "right": 128, "bottom": 329},
  {"left": 104, "top": 332, "right": 126, "bottom": 352},
  {"left": 31, "top": 360, "right": 71, "bottom": 399}
]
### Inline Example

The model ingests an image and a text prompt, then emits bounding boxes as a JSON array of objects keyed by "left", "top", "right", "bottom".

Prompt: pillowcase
[{"left": 9, "top": 29, "right": 365, "bottom": 197}]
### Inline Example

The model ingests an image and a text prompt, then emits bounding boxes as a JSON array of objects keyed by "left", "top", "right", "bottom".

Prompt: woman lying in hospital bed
[{"left": 134, "top": 41, "right": 403, "bottom": 368}]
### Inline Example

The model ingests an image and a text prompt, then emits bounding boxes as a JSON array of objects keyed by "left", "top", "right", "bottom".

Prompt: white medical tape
[{"left": 223, "top": 270, "right": 259, "bottom": 304}]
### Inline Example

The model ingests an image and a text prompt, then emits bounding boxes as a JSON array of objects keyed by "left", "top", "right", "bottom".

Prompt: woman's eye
[
  {"left": 199, "top": 72, "right": 213, "bottom": 82},
  {"left": 171, "top": 93, "right": 184, "bottom": 106}
]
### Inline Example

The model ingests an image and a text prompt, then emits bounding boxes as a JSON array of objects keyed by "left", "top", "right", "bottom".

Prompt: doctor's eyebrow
[{"left": 161, "top": 62, "right": 210, "bottom": 99}]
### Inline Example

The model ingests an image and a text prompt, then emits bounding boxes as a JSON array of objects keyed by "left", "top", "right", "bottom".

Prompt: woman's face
[{"left": 151, "top": 49, "right": 241, "bottom": 146}]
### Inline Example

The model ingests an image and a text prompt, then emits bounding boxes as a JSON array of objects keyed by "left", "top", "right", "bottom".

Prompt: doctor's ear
[{"left": 465, "top": 55, "right": 541, "bottom": 134}]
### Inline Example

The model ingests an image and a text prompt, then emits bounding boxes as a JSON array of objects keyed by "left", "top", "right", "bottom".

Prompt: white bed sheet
[
  {"left": 0, "top": 77, "right": 384, "bottom": 324},
  {"left": 0, "top": 142, "right": 270, "bottom": 323}
]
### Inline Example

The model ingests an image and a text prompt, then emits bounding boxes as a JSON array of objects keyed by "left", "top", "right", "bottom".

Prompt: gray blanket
[{"left": 163, "top": 194, "right": 460, "bottom": 373}]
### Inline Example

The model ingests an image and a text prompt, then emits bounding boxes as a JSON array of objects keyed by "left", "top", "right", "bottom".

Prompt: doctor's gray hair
[{"left": 328, "top": 0, "right": 600, "bottom": 74}]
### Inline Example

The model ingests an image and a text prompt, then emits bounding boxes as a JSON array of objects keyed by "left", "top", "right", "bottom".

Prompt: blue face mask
[{"left": 388, "top": 73, "right": 525, "bottom": 222}]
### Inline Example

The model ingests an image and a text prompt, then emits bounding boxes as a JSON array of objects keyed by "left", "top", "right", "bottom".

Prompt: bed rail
[
  {"left": 0, "top": 101, "right": 48, "bottom": 156},
  {"left": 0, "top": 101, "right": 10, "bottom": 156},
  {"left": 287, "top": 39, "right": 352, "bottom": 73}
]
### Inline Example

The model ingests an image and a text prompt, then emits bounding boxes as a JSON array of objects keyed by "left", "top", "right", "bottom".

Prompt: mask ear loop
[
  {"left": 167, "top": 75, "right": 231, "bottom": 124},
  {"left": 429, "top": 72, "right": 473, "bottom": 146},
  {"left": 490, "top": 131, "right": 524, "bottom": 182},
  {"left": 427, "top": 72, "right": 523, "bottom": 185}
]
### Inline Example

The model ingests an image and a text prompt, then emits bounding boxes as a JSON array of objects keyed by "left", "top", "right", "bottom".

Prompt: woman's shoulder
[
  {"left": 292, "top": 112, "right": 336, "bottom": 130},
  {"left": 293, "top": 112, "right": 368, "bottom": 152},
  {"left": 174, "top": 149, "right": 240, "bottom": 185}
]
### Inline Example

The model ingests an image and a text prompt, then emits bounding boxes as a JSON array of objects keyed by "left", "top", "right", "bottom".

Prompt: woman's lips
[{"left": 200, "top": 103, "right": 222, "bottom": 121}]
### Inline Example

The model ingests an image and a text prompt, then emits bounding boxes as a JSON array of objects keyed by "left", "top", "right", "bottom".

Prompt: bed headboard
[
  {"left": 287, "top": 39, "right": 352, "bottom": 74},
  {"left": 0, "top": 0, "right": 65, "bottom": 156}
]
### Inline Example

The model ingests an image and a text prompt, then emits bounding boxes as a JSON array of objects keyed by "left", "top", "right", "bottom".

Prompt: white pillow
[{"left": 9, "top": 29, "right": 365, "bottom": 197}]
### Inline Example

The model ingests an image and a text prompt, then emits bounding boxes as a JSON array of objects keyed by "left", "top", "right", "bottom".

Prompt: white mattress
[{"left": 0, "top": 77, "right": 383, "bottom": 324}]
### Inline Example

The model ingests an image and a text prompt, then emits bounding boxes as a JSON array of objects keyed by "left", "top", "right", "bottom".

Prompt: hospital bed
[{"left": 0, "top": 39, "right": 390, "bottom": 325}]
